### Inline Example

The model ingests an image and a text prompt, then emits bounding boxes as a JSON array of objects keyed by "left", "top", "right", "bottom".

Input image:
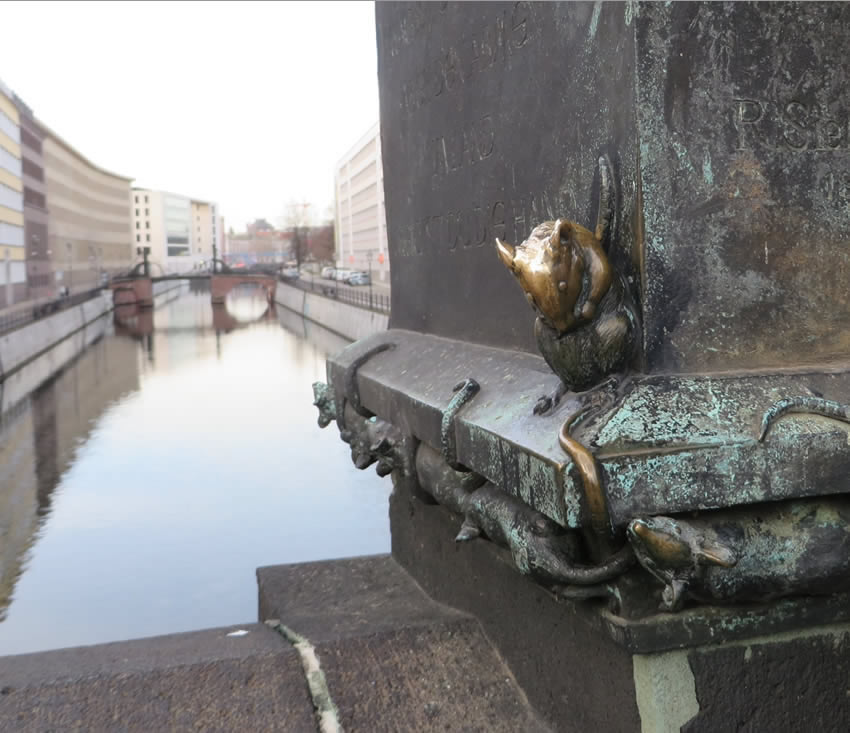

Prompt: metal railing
[
  {"left": 281, "top": 275, "right": 391, "bottom": 314},
  {"left": 0, "top": 287, "right": 105, "bottom": 337}
]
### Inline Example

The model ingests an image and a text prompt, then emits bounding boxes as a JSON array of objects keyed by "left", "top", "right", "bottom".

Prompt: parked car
[
  {"left": 321, "top": 266, "right": 336, "bottom": 279},
  {"left": 334, "top": 269, "right": 354, "bottom": 281},
  {"left": 282, "top": 267, "right": 300, "bottom": 279},
  {"left": 347, "top": 272, "right": 371, "bottom": 286}
]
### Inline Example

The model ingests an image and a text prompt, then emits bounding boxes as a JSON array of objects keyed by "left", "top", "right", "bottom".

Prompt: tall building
[
  {"left": 131, "top": 188, "right": 220, "bottom": 272},
  {"left": 0, "top": 78, "right": 26, "bottom": 307},
  {"left": 334, "top": 122, "right": 389, "bottom": 282},
  {"left": 12, "top": 94, "right": 51, "bottom": 301},
  {"left": 42, "top": 125, "right": 133, "bottom": 294}
]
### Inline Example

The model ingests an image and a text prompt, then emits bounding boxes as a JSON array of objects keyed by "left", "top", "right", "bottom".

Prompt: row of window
[
  {"left": 0, "top": 109, "right": 19, "bottom": 146},
  {"left": 135, "top": 234, "right": 151, "bottom": 243},
  {"left": 0, "top": 221, "right": 24, "bottom": 247},
  {"left": 0, "top": 145, "right": 21, "bottom": 180},
  {"left": 0, "top": 258, "right": 26, "bottom": 285},
  {"left": 28, "top": 272, "right": 52, "bottom": 287},
  {"left": 0, "top": 181, "right": 23, "bottom": 212},
  {"left": 134, "top": 208, "right": 150, "bottom": 217},
  {"left": 21, "top": 157, "right": 43, "bottom": 182},
  {"left": 134, "top": 193, "right": 149, "bottom": 204},
  {"left": 24, "top": 187, "right": 45, "bottom": 209},
  {"left": 19, "top": 126, "right": 42, "bottom": 155}
]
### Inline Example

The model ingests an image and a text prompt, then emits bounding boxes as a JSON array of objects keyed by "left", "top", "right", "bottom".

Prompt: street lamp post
[
  {"left": 366, "top": 250, "right": 373, "bottom": 310},
  {"left": 66, "top": 242, "right": 72, "bottom": 296}
]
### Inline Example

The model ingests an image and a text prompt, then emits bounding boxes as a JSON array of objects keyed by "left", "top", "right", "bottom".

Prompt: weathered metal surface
[
  {"left": 319, "top": 341, "right": 850, "bottom": 614},
  {"left": 354, "top": 0, "right": 850, "bottom": 624},
  {"left": 376, "top": 2, "right": 641, "bottom": 354},
  {"left": 637, "top": 2, "right": 850, "bottom": 373},
  {"left": 312, "top": 380, "right": 335, "bottom": 428},
  {"left": 628, "top": 497, "right": 850, "bottom": 610},
  {"left": 317, "top": 381, "right": 635, "bottom": 598},
  {"left": 439, "top": 377, "right": 480, "bottom": 470},
  {"left": 326, "top": 330, "right": 850, "bottom": 530},
  {"left": 378, "top": 3, "right": 850, "bottom": 375}
]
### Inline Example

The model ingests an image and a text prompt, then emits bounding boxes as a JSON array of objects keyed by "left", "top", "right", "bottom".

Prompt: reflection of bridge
[
  {"left": 108, "top": 260, "right": 277, "bottom": 309},
  {"left": 113, "top": 301, "right": 275, "bottom": 339}
]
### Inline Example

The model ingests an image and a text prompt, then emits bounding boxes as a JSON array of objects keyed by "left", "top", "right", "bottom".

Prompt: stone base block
[
  {"left": 388, "top": 480, "right": 850, "bottom": 732},
  {"left": 257, "top": 554, "right": 549, "bottom": 732}
]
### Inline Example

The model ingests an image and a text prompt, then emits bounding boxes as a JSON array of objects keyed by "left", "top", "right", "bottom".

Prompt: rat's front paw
[{"left": 533, "top": 395, "right": 553, "bottom": 415}]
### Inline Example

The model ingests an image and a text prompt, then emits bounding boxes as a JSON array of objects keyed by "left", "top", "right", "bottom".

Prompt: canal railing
[
  {"left": 281, "top": 275, "right": 391, "bottom": 315},
  {"left": 0, "top": 287, "right": 105, "bottom": 337}
]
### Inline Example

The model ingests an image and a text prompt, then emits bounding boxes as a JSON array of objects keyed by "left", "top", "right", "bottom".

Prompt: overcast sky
[{"left": 0, "top": 1, "right": 379, "bottom": 232}]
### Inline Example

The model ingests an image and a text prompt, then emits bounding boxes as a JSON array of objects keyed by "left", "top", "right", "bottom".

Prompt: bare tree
[{"left": 279, "top": 200, "right": 312, "bottom": 270}]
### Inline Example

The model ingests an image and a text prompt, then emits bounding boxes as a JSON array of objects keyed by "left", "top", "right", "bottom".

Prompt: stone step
[
  {"left": 0, "top": 623, "right": 316, "bottom": 731},
  {"left": 257, "top": 553, "right": 551, "bottom": 732},
  {"left": 0, "top": 555, "right": 548, "bottom": 732}
]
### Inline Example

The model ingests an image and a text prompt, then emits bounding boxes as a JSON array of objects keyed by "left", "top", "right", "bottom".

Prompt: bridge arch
[
  {"left": 127, "top": 260, "right": 168, "bottom": 278},
  {"left": 210, "top": 273, "right": 277, "bottom": 305}
]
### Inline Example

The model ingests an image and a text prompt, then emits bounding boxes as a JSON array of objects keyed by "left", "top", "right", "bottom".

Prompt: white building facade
[
  {"left": 334, "top": 122, "right": 389, "bottom": 283},
  {"left": 131, "top": 188, "right": 220, "bottom": 272}
]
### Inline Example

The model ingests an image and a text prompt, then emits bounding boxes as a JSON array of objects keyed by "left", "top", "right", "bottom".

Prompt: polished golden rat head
[{"left": 496, "top": 218, "right": 612, "bottom": 334}]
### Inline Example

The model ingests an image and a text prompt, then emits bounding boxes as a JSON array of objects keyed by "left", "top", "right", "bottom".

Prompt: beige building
[
  {"left": 14, "top": 94, "right": 52, "bottom": 302},
  {"left": 42, "top": 126, "right": 133, "bottom": 294},
  {"left": 191, "top": 200, "right": 221, "bottom": 261},
  {"left": 132, "top": 188, "right": 221, "bottom": 272},
  {"left": 334, "top": 122, "right": 389, "bottom": 282},
  {"left": 0, "top": 78, "right": 26, "bottom": 307}
]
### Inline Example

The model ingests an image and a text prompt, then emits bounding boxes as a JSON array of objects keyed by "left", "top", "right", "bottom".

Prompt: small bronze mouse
[{"left": 496, "top": 156, "right": 639, "bottom": 414}]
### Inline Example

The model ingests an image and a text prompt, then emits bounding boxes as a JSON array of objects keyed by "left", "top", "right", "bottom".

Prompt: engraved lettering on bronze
[
  {"left": 491, "top": 201, "right": 506, "bottom": 243},
  {"left": 393, "top": 193, "right": 556, "bottom": 258},
  {"left": 430, "top": 115, "right": 496, "bottom": 179},
  {"left": 818, "top": 168, "right": 850, "bottom": 203},
  {"left": 511, "top": 0, "right": 529, "bottom": 47},
  {"left": 733, "top": 98, "right": 765, "bottom": 151},
  {"left": 734, "top": 97, "right": 849, "bottom": 152},
  {"left": 401, "top": 2, "right": 532, "bottom": 112},
  {"left": 782, "top": 101, "right": 809, "bottom": 150}
]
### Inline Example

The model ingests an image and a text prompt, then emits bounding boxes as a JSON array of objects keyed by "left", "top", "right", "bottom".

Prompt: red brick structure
[
  {"left": 109, "top": 277, "right": 153, "bottom": 307},
  {"left": 209, "top": 274, "right": 276, "bottom": 305}
]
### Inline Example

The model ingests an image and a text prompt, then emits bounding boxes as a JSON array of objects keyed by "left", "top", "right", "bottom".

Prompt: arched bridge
[{"left": 108, "top": 260, "right": 277, "bottom": 308}]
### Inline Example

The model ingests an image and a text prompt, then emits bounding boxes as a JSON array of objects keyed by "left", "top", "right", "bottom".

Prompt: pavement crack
[{"left": 265, "top": 619, "right": 343, "bottom": 733}]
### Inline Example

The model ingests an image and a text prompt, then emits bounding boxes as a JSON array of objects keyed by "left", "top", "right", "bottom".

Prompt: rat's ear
[
  {"left": 548, "top": 219, "right": 563, "bottom": 249},
  {"left": 696, "top": 542, "right": 736, "bottom": 568},
  {"left": 496, "top": 239, "right": 516, "bottom": 270}
]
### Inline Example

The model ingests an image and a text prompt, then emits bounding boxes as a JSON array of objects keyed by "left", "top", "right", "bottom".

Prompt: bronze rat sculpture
[
  {"left": 496, "top": 156, "right": 639, "bottom": 414},
  {"left": 628, "top": 497, "right": 850, "bottom": 612}
]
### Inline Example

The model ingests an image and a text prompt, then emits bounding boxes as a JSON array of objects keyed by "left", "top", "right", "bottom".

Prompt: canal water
[{"left": 0, "top": 285, "right": 391, "bottom": 656}]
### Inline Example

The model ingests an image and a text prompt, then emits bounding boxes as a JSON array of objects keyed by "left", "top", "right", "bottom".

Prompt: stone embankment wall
[
  {"left": 275, "top": 281, "right": 388, "bottom": 342},
  {"left": 0, "top": 281, "right": 184, "bottom": 382}
]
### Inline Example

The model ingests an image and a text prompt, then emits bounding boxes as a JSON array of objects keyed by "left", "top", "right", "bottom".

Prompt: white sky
[{"left": 0, "top": 1, "right": 380, "bottom": 232}]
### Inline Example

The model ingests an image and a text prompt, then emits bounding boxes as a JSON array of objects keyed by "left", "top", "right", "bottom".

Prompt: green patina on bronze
[
  {"left": 311, "top": 381, "right": 336, "bottom": 429},
  {"left": 314, "top": 1, "right": 850, "bottom": 621}
]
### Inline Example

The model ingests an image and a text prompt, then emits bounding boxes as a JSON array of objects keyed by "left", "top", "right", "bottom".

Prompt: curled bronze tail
[{"left": 559, "top": 409, "right": 613, "bottom": 542}]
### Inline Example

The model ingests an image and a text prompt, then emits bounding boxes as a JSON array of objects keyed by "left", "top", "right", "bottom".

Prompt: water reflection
[{"left": 0, "top": 288, "right": 389, "bottom": 655}]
